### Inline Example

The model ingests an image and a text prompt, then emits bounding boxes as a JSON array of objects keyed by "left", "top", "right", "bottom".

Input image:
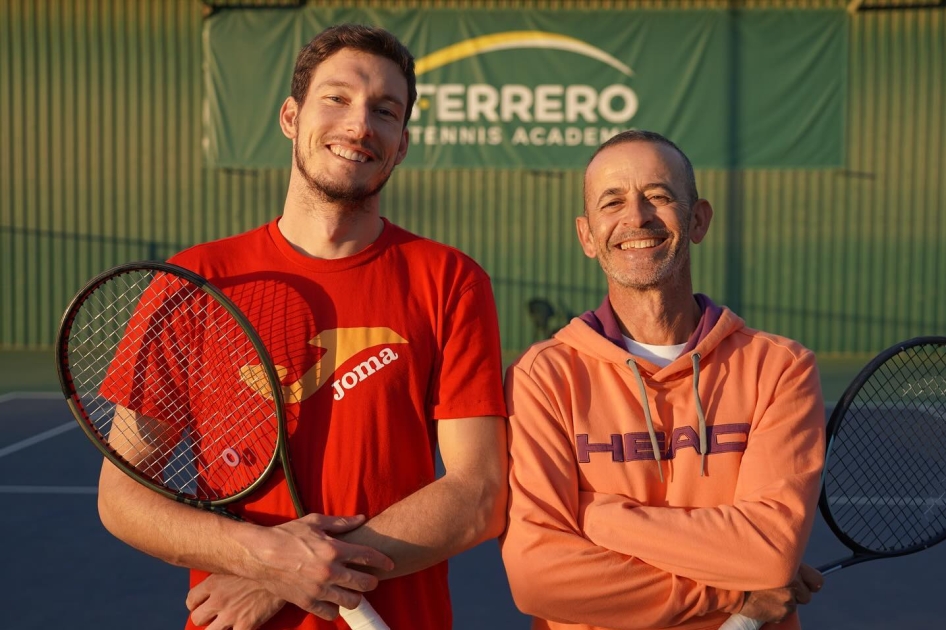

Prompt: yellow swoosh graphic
[
  {"left": 415, "top": 31, "right": 633, "bottom": 77},
  {"left": 313, "top": 327, "right": 407, "bottom": 378},
  {"left": 240, "top": 327, "right": 407, "bottom": 404}
]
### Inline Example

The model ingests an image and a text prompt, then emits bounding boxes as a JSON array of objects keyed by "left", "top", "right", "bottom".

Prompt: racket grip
[
  {"left": 718, "top": 613, "right": 764, "bottom": 630},
  {"left": 339, "top": 599, "right": 389, "bottom": 630}
]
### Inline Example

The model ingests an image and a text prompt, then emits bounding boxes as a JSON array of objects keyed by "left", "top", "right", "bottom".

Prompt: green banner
[{"left": 203, "top": 8, "right": 845, "bottom": 169}]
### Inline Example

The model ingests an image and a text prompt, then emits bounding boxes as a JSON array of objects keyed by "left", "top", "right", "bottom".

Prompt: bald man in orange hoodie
[{"left": 501, "top": 130, "right": 825, "bottom": 630}]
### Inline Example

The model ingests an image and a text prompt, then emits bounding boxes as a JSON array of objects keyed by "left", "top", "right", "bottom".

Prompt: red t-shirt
[{"left": 104, "top": 218, "right": 507, "bottom": 629}]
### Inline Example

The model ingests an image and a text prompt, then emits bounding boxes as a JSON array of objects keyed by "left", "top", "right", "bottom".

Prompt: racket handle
[
  {"left": 718, "top": 613, "right": 764, "bottom": 630},
  {"left": 339, "top": 599, "right": 389, "bottom": 630}
]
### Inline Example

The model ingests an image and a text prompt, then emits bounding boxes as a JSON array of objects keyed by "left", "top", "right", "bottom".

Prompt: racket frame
[
  {"left": 56, "top": 261, "right": 304, "bottom": 515},
  {"left": 817, "top": 335, "right": 946, "bottom": 572},
  {"left": 720, "top": 337, "right": 946, "bottom": 630},
  {"left": 57, "top": 261, "right": 389, "bottom": 628}
]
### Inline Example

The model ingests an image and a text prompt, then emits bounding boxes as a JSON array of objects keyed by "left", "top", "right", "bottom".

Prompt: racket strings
[
  {"left": 824, "top": 343, "right": 946, "bottom": 553},
  {"left": 66, "top": 269, "right": 281, "bottom": 503}
]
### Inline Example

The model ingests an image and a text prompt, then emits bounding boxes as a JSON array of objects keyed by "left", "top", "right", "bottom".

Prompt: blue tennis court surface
[
  {"left": 0, "top": 395, "right": 526, "bottom": 630},
  {"left": 2, "top": 395, "right": 944, "bottom": 629}
]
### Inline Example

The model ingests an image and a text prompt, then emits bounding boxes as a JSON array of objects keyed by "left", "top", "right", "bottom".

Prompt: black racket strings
[
  {"left": 67, "top": 269, "right": 279, "bottom": 503},
  {"left": 823, "top": 342, "right": 946, "bottom": 554}
]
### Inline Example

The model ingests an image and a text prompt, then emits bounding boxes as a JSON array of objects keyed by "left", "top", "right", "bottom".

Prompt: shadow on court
[{"left": 2, "top": 396, "right": 944, "bottom": 629}]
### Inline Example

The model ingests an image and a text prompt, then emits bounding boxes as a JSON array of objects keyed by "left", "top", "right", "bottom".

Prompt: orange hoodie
[{"left": 501, "top": 299, "right": 825, "bottom": 630}]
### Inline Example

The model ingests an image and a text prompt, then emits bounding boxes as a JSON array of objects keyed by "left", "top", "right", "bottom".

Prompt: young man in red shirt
[{"left": 98, "top": 24, "right": 507, "bottom": 630}]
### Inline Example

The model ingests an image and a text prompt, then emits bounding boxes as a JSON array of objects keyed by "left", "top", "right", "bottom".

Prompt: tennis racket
[
  {"left": 719, "top": 336, "right": 946, "bottom": 630},
  {"left": 56, "top": 261, "right": 389, "bottom": 630}
]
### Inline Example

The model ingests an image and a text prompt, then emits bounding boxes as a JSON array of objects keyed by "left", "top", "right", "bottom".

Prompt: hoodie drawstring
[
  {"left": 692, "top": 352, "right": 707, "bottom": 476},
  {"left": 626, "top": 359, "right": 664, "bottom": 483},
  {"left": 626, "top": 354, "right": 708, "bottom": 481}
]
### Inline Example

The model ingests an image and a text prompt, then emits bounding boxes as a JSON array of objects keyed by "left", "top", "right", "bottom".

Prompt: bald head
[{"left": 583, "top": 130, "right": 698, "bottom": 212}]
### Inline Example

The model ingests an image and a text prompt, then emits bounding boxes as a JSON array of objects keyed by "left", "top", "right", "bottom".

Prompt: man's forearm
[
  {"left": 580, "top": 491, "right": 815, "bottom": 590},
  {"left": 98, "top": 460, "right": 265, "bottom": 576},
  {"left": 338, "top": 469, "right": 506, "bottom": 579},
  {"left": 337, "top": 415, "right": 507, "bottom": 579},
  {"left": 98, "top": 459, "right": 392, "bottom": 614}
]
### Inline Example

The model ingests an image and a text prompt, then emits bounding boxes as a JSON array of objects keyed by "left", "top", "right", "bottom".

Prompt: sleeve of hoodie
[
  {"left": 500, "top": 361, "right": 745, "bottom": 629},
  {"left": 579, "top": 347, "right": 826, "bottom": 591}
]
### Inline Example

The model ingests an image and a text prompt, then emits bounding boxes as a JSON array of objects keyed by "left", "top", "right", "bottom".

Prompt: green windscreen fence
[
  {"left": 203, "top": 7, "right": 846, "bottom": 170},
  {"left": 11, "top": 0, "right": 941, "bottom": 359}
]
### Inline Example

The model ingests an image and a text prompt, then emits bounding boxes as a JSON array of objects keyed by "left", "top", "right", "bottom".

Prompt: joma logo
[
  {"left": 331, "top": 347, "right": 400, "bottom": 400},
  {"left": 239, "top": 327, "right": 407, "bottom": 403}
]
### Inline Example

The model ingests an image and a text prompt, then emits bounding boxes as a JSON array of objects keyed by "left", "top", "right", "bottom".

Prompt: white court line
[
  {"left": 0, "top": 421, "right": 78, "bottom": 460},
  {"left": 0, "top": 391, "right": 61, "bottom": 405},
  {"left": 0, "top": 392, "right": 75, "bottom": 459},
  {"left": 0, "top": 394, "right": 94, "bottom": 493},
  {"left": 0, "top": 485, "right": 96, "bottom": 495}
]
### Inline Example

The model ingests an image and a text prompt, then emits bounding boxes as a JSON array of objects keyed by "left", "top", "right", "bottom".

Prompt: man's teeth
[
  {"left": 331, "top": 146, "right": 368, "bottom": 162},
  {"left": 619, "top": 239, "right": 661, "bottom": 250}
]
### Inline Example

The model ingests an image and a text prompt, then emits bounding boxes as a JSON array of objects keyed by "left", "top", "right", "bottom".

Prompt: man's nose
[
  {"left": 618, "top": 196, "right": 654, "bottom": 229},
  {"left": 345, "top": 104, "right": 373, "bottom": 136}
]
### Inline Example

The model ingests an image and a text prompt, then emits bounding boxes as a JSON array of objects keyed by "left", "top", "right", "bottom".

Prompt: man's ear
[
  {"left": 575, "top": 215, "right": 597, "bottom": 259},
  {"left": 279, "top": 97, "right": 299, "bottom": 140},
  {"left": 394, "top": 127, "right": 410, "bottom": 165},
  {"left": 689, "top": 199, "right": 713, "bottom": 244}
]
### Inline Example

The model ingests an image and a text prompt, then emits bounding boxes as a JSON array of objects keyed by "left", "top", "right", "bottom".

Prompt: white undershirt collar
[{"left": 623, "top": 336, "right": 686, "bottom": 368}]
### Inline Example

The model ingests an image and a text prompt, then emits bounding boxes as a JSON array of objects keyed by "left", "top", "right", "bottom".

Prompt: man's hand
[
  {"left": 792, "top": 563, "right": 824, "bottom": 605},
  {"left": 242, "top": 513, "right": 394, "bottom": 618},
  {"left": 739, "top": 586, "right": 795, "bottom": 625},
  {"left": 739, "top": 564, "right": 824, "bottom": 624},
  {"left": 186, "top": 574, "right": 285, "bottom": 630}
]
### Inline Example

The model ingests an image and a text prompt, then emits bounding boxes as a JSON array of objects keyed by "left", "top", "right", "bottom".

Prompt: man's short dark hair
[
  {"left": 290, "top": 24, "right": 417, "bottom": 127},
  {"left": 587, "top": 130, "right": 699, "bottom": 204}
]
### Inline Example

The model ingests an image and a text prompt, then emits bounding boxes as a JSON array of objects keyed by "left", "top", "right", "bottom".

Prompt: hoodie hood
[{"left": 568, "top": 293, "right": 743, "bottom": 378}]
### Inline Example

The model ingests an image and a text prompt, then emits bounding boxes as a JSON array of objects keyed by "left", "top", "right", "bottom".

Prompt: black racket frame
[
  {"left": 55, "top": 261, "right": 303, "bottom": 516},
  {"left": 817, "top": 335, "right": 946, "bottom": 573}
]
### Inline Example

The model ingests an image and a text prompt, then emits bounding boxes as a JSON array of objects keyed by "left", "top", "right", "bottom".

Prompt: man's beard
[
  {"left": 599, "top": 213, "right": 692, "bottom": 290},
  {"left": 295, "top": 144, "right": 393, "bottom": 204},
  {"left": 600, "top": 244, "right": 688, "bottom": 290}
]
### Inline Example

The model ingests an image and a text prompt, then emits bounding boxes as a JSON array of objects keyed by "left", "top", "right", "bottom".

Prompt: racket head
[
  {"left": 819, "top": 336, "right": 946, "bottom": 562},
  {"left": 56, "top": 261, "right": 287, "bottom": 509}
]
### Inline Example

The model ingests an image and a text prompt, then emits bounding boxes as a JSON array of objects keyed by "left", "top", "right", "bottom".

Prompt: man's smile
[
  {"left": 329, "top": 144, "right": 371, "bottom": 162},
  {"left": 617, "top": 238, "right": 664, "bottom": 251}
]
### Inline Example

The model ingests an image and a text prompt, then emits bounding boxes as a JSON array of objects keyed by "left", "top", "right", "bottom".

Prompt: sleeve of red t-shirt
[
  {"left": 428, "top": 275, "right": 507, "bottom": 421},
  {"left": 99, "top": 272, "right": 195, "bottom": 431}
]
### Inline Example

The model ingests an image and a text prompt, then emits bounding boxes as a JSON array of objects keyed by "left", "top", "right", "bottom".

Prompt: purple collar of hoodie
[{"left": 578, "top": 293, "right": 723, "bottom": 354}]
